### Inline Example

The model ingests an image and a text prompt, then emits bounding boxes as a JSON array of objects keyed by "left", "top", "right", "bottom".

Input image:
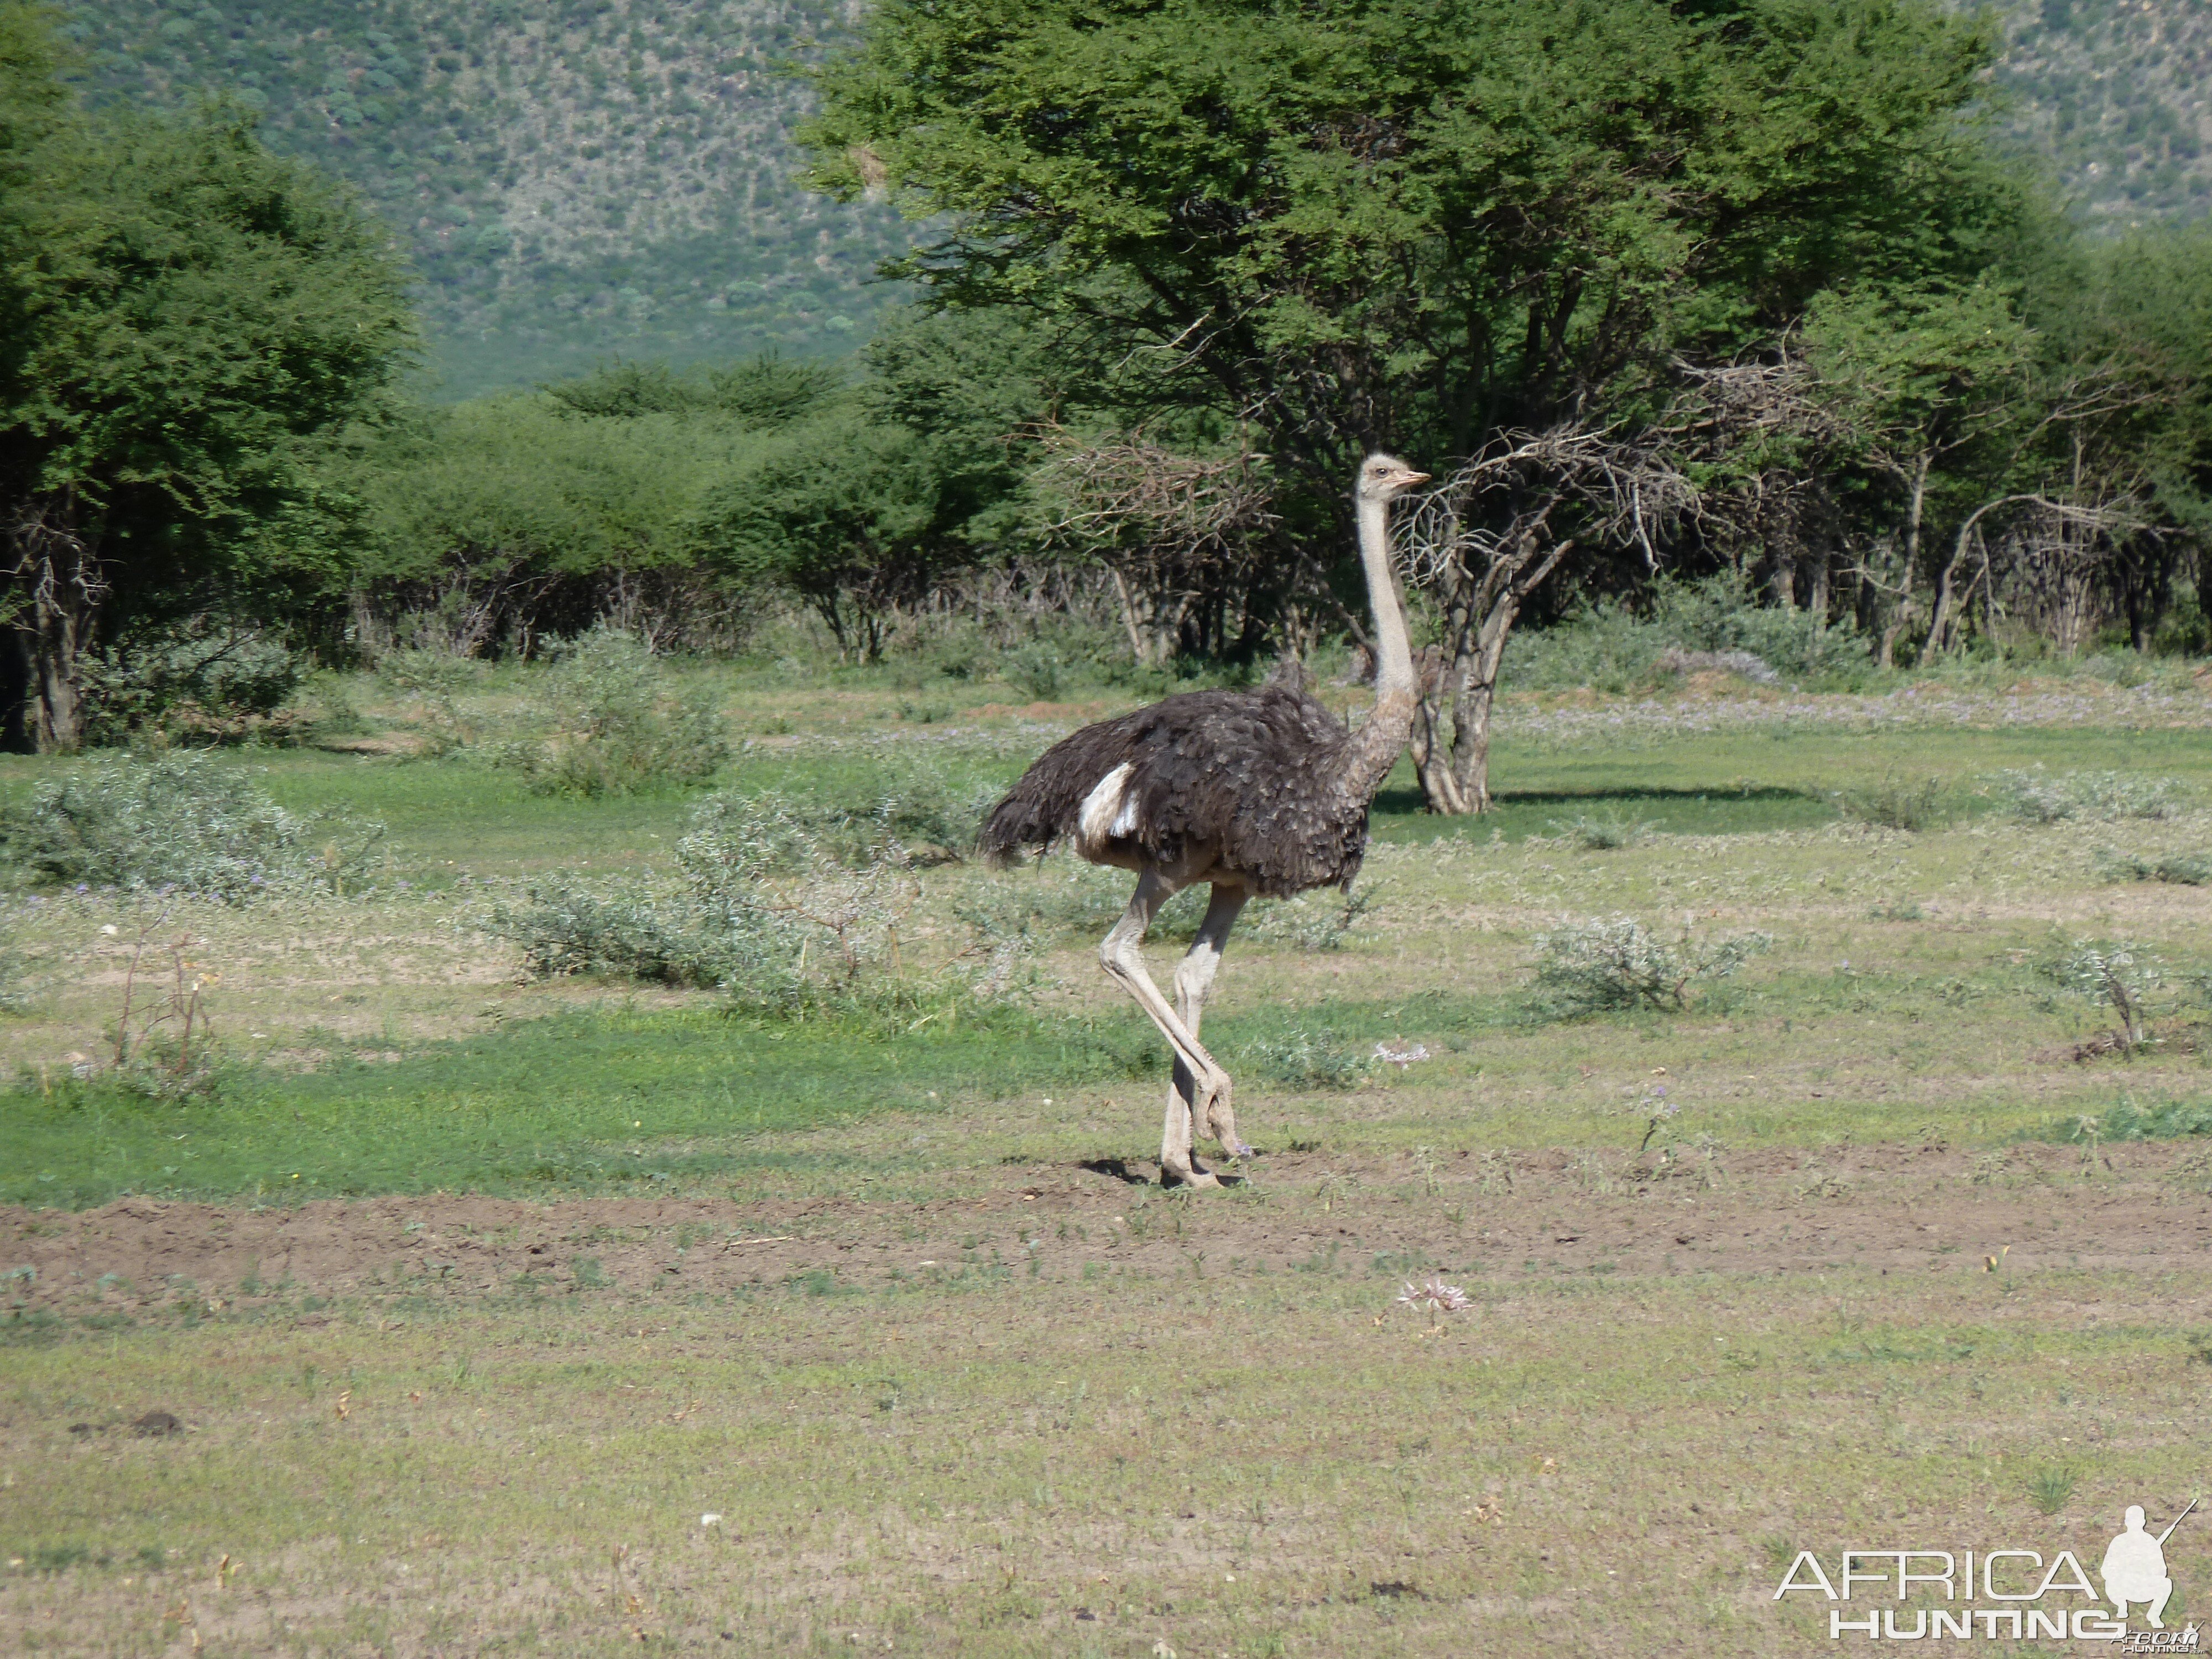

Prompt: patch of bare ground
[{"left": 8, "top": 1141, "right": 2208, "bottom": 1314}]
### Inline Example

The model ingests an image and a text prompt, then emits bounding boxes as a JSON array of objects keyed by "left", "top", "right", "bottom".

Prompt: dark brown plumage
[{"left": 980, "top": 686, "right": 1368, "bottom": 898}]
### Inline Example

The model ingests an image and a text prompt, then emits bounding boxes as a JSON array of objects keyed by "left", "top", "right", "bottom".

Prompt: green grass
[
  {"left": 0, "top": 1002, "right": 1162, "bottom": 1207},
  {"left": 1, "top": 992, "right": 1538, "bottom": 1207}
]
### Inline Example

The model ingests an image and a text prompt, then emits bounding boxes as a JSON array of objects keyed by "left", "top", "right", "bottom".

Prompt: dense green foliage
[
  {"left": 0, "top": 6, "right": 413, "bottom": 749},
  {"left": 812, "top": 0, "right": 2017, "bottom": 488}
]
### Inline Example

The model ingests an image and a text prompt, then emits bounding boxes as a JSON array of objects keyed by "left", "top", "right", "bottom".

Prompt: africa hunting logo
[{"left": 1773, "top": 1499, "right": 2200, "bottom": 1647}]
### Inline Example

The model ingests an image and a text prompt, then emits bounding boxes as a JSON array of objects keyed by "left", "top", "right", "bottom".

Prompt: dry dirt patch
[{"left": 9, "top": 1140, "right": 2208, "bottom": 1316}]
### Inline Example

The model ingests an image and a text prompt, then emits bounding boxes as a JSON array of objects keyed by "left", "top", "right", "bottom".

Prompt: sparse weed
[
  {"left": 377, "top": 646, "right": 484, "bottom": 751},
  {"left": 1529, "top": 915, "right": 1771, "bottom": 1017},
  {"left": 1244, "top": 883, "right": 1378, "bottom": 952},
  {"left": 2026, "top": 1465, "right": 2076, "bottom": 1517}
]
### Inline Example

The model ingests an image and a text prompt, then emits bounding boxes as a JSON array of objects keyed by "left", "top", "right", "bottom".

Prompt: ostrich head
[{"left": 1355, "top": 453, "right": 1428, "bottom": 504}]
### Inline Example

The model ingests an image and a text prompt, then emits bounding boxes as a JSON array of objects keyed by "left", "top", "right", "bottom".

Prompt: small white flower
[
  {"left": 99, "top": 924, "right": 118, "bottom": 937},
  {"left": 700, "top": 1513, "right": 722, "bottom": 1527}
]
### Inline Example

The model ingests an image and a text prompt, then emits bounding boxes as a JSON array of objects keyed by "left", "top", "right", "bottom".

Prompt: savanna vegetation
[{"left": 4, "top": 0, "right": 2212, "bottom": 1652}]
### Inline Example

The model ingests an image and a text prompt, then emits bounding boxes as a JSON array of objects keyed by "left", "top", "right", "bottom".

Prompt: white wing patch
[{"left": 1077, "top": 761, "right": 1138, "bottom": 848}]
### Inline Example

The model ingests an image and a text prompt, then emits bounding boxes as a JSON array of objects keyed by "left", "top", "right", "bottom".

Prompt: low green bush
[
  {"left": 0, "top": 753, "right": 385, "bottom": 900},
  {"left": 1530, "top": 914, "right": 1771, "bottom": 1017},
  {"left": 2093, "top": 848, "right": 2211, "bottom": 886},
  {"left": 1234, "top": 1026, "right": 1371, "bottom": 1089},
  {"left": 491, "top": 628, "right": 728, "bottom": 797},
  {"left": 1832, "top": 774, "right": 1951, "bottom": 832},
  {"left": 81, "top": 622, "right": 306, "bottom": 747},
  {"left": 1997, "top": 768, "right": 2184, "bottom": 825},
  {"left": 1507, "top": 573, "right": 1871, "bottom": 693}
]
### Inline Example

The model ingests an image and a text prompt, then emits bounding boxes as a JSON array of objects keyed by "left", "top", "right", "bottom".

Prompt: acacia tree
[
  {"left": 0, "top": 44, "right": 411, "bottom": 749},
  {"left": 808, "top": 0, "right": 2028, "bottom": 805}
]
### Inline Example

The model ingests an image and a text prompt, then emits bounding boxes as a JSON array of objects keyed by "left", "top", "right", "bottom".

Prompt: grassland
[{"left": 4, "top": 655, "right": 2212, "bottom": 1654}]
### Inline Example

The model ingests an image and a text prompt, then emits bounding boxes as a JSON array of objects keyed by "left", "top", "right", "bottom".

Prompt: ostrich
[{"left": 979, "top": 453, "right": 1427, "bottom": 1187}]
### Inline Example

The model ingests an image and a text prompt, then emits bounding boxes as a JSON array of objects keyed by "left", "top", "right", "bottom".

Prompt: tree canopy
[{"left": 0, "top": 7, "right": 413, "bottom": 748}]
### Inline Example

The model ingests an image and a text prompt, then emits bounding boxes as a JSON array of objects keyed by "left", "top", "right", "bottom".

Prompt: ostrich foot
[{"left": 1161, "top": 1156, "right": 1220, "bottom": 1190}]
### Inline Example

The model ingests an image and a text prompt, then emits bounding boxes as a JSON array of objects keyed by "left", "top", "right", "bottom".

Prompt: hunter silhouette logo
[
  {"left": 2105, "top": 1501, "right": 2193, "bottom": 1631},
  {"left": 1773, "top": 1498, "right": 2201, "bottom": 1644}
]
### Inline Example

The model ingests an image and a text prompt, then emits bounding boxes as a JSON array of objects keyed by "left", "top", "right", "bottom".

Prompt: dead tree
[
  {"left": 1395, "top": 426, "right": 1699, "bottom": 814},
  {"left": 1032, "top": 431, "right": 1280, "bottom": 666}
]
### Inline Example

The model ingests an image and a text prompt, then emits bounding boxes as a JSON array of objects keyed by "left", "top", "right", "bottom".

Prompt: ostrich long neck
[{"left": 1337, "top": 492, "right": 1418, "bottom": 805}]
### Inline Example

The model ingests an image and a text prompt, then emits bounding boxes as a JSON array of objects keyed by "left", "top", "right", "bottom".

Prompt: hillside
[
  {"left": 60, "top": 1, "right": 2212, "bottom": 401},
  {"left": 1983, "top": 0, "right": 2212, "bottom": 224},
  {"left": 64, "top": 0, "right": 916, "bottom": 399}
]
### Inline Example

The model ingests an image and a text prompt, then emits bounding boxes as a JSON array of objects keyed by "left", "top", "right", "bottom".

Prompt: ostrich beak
[{"left": 1393, "top": 469, "right": 1429, "bottom": 488}]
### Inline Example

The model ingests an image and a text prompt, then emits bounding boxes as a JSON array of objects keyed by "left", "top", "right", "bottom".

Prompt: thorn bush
[
  {"left": 1529, "top": 914, "right": 1771, "bottom": 1017},
  {"left": 1998, "top": 768, "right": 2184, "bottom": 825},
  {"left": 0, "top": 753, "right": 385, "bottom": 900},
  {"left": 491, "top": 627, "right": 728, "bottom": 797}
]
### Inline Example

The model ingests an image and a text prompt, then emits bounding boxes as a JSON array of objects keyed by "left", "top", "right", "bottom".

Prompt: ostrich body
[{"left": 980, "top": 455, "right": 1426, "bottom": 1187}]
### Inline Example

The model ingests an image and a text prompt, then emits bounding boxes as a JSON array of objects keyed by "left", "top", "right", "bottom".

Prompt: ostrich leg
[
  {"left": 1171, "top": 884, "right": 1251, "bottom": 1161},
  {"left": 1098, "top": 869, "right": 1234, "bottom": 1189}
]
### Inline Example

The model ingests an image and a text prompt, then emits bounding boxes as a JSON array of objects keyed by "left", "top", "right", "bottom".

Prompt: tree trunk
[
  {"left": 1444, "top": 583, "right": 1526, "bottom": 815},
  {"left": 1411, "top": 533, "right": 1575, "bottom": 815},
  {"left": 6, "top": 491, "right": 105, "bottom": 753},
  {"left": 1875, "top": 454, "right": 1933, "bottom": 670}
]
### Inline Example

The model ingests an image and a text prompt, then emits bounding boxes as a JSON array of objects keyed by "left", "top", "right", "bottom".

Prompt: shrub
[
  {"left": 486, "top": 791, "right": 935, "bottom": 1012},
  {"left": 1530, "top": 915, "right": 1771, "bottom": 1016},
  {"left": 2092, "top": 848, "right": 2211, "bottom": 886},
  {"left": 2056, "top": 1098, "right": 2212, "bottom": 1144},
  {"left": 486, "top": 884, "right": 708, "bottom": 984},
  {"left": 1505, "top": 573, "right": 1869, "bottom": 693},
  {"left": 1832, "top": 774, "right": 1950, "bottom": 832},
  {"left": 375, "top": 646, "right": 484, "bottom": 750},
  {"left": 1650, "top": 576, "right": 1867, "bottom": 681},
  {"left": 494, "top": 628, "right": 728, "bottom": 797},
  {"left": 1005, "top": 644, "right": 1065, "bottom": 701},
  {"left": 2042, "top": 937, "right": 2167, "bottom": 1050},
  {"left": 715, "top": 767, "right": 995, "bottom": 869},
  {"left": 81, "top": 622, "right": 307, "bottom": 747},
  {"left": 0, "top": 753, "right": 385, "bottom": 900},
  {"left": 1998, "top": 768, "right": 2183, "bottom": 825}
]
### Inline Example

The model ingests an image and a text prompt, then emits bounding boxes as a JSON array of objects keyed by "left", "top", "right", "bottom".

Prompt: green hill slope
[
  {"left": 60, "top": 2, "right": 2210, "bottom": 400},
  {"left": 64, "top": 0, "right": 916, "bottom": 398},
  {"left": 1984, "top": 0, "right": 2212, "bottom": 224}
]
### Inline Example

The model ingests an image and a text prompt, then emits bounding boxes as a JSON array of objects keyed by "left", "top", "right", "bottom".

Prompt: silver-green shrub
[
  {"left": 0, "top": 753, "right": 384, "bottom": 900},
  {"left": 486, "top": 791, "right": 934, "bottom": 1010},
  {"left": 493, "top": 628, "right": 728, "bottom": 797},
  {"left": 1999, "top": 769, "right": 2183, "bottom": 825},
  {"left": 2043, "top": 937, "right": 2167, "bottom": 1050},
  {"left": 1531, "top": 914, "right": 1771, "bottom": 1016}
]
